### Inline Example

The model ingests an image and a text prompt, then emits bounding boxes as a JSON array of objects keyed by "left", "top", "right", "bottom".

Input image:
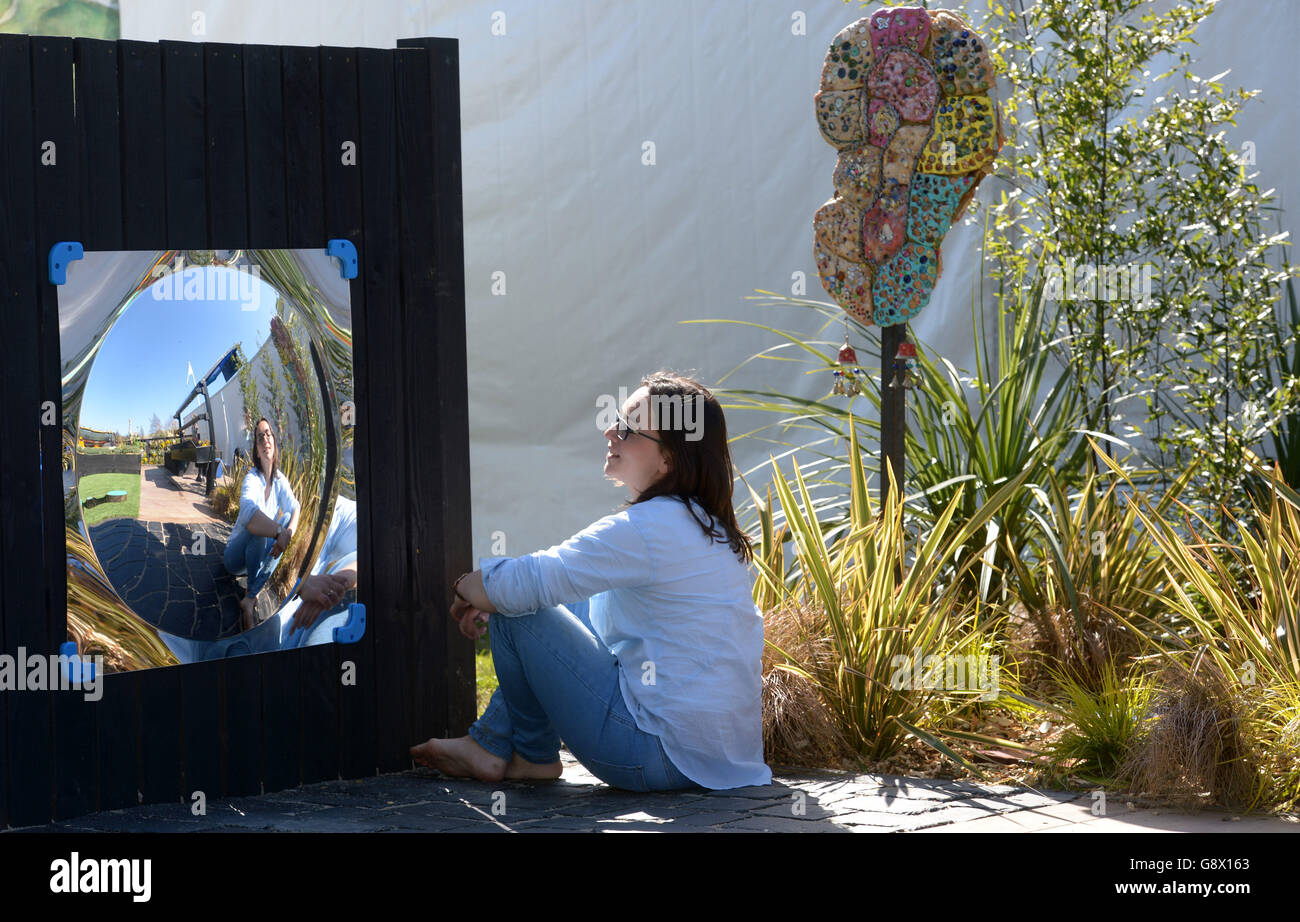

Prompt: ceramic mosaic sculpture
[{"left": 814, "top": 7, "right": 1003, "bottom": 327}]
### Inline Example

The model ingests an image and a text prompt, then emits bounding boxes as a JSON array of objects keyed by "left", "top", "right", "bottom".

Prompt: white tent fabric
[{"left": 122, "top": 0, "right": 1299, "bottom": 560}]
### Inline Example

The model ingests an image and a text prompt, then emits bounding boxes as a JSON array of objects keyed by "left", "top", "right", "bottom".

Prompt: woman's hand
[
  {"left": 450, "top": 594, "right": 489, "bottom": 641},
  {"left": 271, "top": 526, "right": 292, "bottom": 557},
  {"left": 293, "top": 573, "right": 351, "bottom": 631}
]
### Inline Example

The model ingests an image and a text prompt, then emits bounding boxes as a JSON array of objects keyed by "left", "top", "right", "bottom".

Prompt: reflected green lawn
[{"left": 80, "top": 472, "right": 141, "bottom": 526}]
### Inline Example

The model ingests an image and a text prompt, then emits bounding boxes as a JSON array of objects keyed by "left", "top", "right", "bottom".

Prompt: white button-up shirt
[
  {"left": 480, "top": 495, "right": 771, "bottom": 790},
  {"left": 235, "top": 466, "right": 300, "bottom": 534}
]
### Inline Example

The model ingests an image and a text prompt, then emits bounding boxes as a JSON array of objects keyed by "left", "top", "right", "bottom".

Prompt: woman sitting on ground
[
  {"left": 411, "top": 370, "right": 771, "bottom": 792},
  {"left": 223, "top": 417, "right": 300, "bottom": 631}
]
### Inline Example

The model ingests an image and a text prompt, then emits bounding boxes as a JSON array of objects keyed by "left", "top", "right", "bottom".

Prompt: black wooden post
[{"left": 880, "top": 323, "right": 906, "bottom": 508}]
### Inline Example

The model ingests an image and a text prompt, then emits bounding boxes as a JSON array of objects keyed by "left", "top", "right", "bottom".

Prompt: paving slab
[{"left": 9, "top": 750, "right": 1299, "bottom": 833}]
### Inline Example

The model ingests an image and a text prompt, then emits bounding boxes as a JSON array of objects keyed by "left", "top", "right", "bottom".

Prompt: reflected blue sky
[{"left": 80, "top": 266, "right": 278, "bottom": 435}]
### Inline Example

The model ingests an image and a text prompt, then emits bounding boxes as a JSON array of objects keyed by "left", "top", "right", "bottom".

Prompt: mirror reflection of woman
[{"left": 223, "top": 417, "right": 300, "bottom": 631}]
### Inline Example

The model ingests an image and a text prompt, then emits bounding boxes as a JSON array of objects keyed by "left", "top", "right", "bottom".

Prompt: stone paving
[
  {"left": 137, "top": 465, "right": 225, "bottom": 524},
  {"left": 15, "top": 751, "right": 1296, "bottom": 833},
  {"left": 91, "top": 516, "right": 244, "bottom": 639}
]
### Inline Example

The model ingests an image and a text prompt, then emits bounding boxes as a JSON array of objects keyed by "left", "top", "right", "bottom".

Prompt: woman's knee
[
  {"left": 245, "top": 535, "right": 273, "bottom": 568},
  {"left": 487, "top": 604, "right": 567, "bottom": 629}
]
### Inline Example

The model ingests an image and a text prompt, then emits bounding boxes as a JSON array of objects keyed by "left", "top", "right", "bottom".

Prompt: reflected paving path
[{"left": 90, "top": 518, "right": 244, "bottom": 640}]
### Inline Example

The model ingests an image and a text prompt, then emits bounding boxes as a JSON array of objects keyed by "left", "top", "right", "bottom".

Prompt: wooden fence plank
[
  {"left": 205, "top": 43, "right": 248, "bottom": 248},
  {"left": 282, "top": 47, "right": 324, "bottom": 251},
  {"left": 397, "top": 38, "right": 474, "bottom": 737},
  {"left": 120, "top": 41, "right": 166, "bottom": 252},
  {"left": 244, "top": 44, "right": 288, "bottom": 247},
  {"left": 353, "top": 45, "right": 411, "bottom": 773},
  {"left": 34, "top": 35, "right": 97, "bottom": 821},
  {"left": 0, "top": 34, "right": 45, "bottom": 828},
  {"left": 162, "top": 40, "right": 206, "bottom": 248},
  {"left": 394, "top": 44, "right": 447, "bottom": 745}
]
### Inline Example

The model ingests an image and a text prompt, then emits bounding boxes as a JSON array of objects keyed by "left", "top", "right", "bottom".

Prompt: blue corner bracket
[
  {"left": 326, "top": 239, "right": 358, "bottom": 279},
  {"left": 59, "top": 641, "right": 98, "bottom": 684},
  {"left": 334, "top": 602, "right": 366, "bottom": 644},
  {"left": 49, "top": 241, "right": 84, "bottom": 285}
]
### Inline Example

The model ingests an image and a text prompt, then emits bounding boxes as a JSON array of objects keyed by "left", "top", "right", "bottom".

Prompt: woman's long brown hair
[{"left": 626, "top": 370, "right": 753, "bottom": 563}]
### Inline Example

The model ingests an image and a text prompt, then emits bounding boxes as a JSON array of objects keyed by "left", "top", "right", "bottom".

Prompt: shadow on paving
[
  {"left": 11, "top": 753, "right": 1096, "bottom": 833},
  {"left": 90, "top": 517, "right": 244, "bottom": 639}
]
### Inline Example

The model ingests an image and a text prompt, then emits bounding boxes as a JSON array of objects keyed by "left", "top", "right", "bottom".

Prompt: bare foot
[
  {"left": 505, "top": 753, "right": 563, "bottom": 781},
  {"left": 240, "top": 596, "right": 257, "bottom": 632},
  {"left": 410, "top": 736, "right": 507, "bottom": 783}
]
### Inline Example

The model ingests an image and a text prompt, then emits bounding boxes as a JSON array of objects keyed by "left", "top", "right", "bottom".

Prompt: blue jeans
[
  {"left": 468, "top": 601, "right": 701, "bottom": 793},
  {"left": 222, "top": 525, "right": 282, "bottom": 597}
]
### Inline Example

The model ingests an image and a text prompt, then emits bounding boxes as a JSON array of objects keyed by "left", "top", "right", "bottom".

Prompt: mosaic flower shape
[
  {"left": 868, "top": 6, "right": 931, "bottom": 56},
  {"left": 918, "top": 95, "right": 999, "bottom": 174},
  {"left": 813, "top": 7, "right": 1003, "bottom": 326},
  {"left": 813, "top": 197, "right": 864, "bottom": 261},
  {"left": 815, "top": 236, "right": 875, "bottom": 325},
  {"left": 867, "top": 49, "right": 939, "bottom": 124}
]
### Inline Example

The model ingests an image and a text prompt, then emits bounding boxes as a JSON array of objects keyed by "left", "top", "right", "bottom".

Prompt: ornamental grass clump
[
  {"left": 1044, "top": 658, "right": 1153, "bottom": 786},
  {"left": 208, "top": 454, "right": 249, "bottom": 522},
  {"left": 1120, "top": 655, "right": 1259, "bottom": 812},
  {"left": 1113, "top": 453, "right": 1300, "bottom": 811},
  {"left": 756, "top": 420, "right": 1031, "bottom": 770},
  {"left": 1006, "top": 448, "right": 1200, "bottom": 692},
  {"left": 761, "top": 597, "right": 856, "bottom": 769}
]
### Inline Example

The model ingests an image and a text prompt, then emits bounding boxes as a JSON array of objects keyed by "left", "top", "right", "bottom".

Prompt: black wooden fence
[{"left": 0, "top": 34, "right": 474, "bottom": 827}]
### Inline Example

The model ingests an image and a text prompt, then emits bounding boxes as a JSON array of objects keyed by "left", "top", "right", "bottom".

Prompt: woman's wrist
[{"left": 453, "top": 570, "right": 496, "bottom": 614}]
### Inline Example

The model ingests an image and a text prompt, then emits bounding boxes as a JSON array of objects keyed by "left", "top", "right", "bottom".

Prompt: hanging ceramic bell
[
  {"left": 891, "top": 339, "right": 922, "bottom": 390},
  {"left": 835, "top": 335, "right": 862, "bottom": 396}
]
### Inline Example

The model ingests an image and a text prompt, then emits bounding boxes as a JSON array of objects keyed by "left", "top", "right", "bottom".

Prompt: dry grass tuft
[
  {"left": 1006, "top": 594, "right": 1141, "bottom": 694},
  {"left": 1121, "top": 656, "right": 1259, "bottom": 811},
  {"left": 761, "top": 599, "right": 856, "bottom": 770}
]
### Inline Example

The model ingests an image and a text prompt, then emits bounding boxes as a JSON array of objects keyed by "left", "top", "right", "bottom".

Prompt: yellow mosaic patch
[{"left": 918, "top": 94, "right": 998, "bottom": 174}]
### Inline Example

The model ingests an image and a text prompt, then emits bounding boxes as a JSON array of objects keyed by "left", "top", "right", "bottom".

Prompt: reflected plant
[
  {"left": 236, "top": 342, "right": 259, "bottom": 435},
  {"left": 267, "top": 434, "right": 324, "bottom": 599}
]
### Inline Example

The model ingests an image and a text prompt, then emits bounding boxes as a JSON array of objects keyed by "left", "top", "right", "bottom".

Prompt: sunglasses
[{"left": 615, "top": 411, "right": 664, "bottom": 445}]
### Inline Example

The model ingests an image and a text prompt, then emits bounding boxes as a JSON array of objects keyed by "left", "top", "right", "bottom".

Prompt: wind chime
[
  {"left": 831, "top": 332, "right": 866, "bottom": 396},
  {"left": 889, "top": 339, "right": 922, "bottom": 390},
  {"left": 833, "top": 329, "right": 923, "bottom": 395}
]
